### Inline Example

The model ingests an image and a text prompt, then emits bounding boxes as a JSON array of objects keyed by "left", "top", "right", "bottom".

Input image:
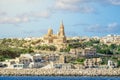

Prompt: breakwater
[{"left": 0, "top": 68, "right": 120, "bottom": 76}]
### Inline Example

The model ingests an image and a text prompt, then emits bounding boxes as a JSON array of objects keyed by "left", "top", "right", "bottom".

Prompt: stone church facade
[{"left": 43, "top": 22, "right": 66, "bottom": 44}]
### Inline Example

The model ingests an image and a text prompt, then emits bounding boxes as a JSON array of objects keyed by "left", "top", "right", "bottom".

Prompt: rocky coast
[{"left": 0, "top": 68, "right": 120, "bottom": 76}]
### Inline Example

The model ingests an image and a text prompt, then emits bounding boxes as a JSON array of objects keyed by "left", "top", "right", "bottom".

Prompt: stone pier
[{"left": 0, "top": 68, "right": 120, "bottom": 76}]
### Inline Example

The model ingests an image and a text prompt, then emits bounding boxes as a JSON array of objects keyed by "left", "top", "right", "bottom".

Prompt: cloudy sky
[{"left": 0, "top": 0, "right": 120, "bottom": 38}]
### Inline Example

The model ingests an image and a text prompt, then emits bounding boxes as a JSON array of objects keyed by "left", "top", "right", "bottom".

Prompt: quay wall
[{"left": 0, "top": 68, "right": 120, "bottom": 76}]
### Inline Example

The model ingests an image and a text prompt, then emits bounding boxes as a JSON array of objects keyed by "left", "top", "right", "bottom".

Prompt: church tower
[
  {"left": 43, "top": 21, "right": 67, "bottom": 44},
  {"left": 57, "top": 21, "right": 66, "bottom": 43},
  {"left": 59, "top": 21, "right": 65, "bottom": 37},
  {"left": 47, "top": 28, "right": 53, "bottom": 36}
]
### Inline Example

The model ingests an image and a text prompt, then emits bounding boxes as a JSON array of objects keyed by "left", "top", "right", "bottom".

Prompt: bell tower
[
  {"left": 58, "top": 21, "right": 66, "bottom": 43},
  {"left": 43, "top": 21, "right": 67, "bottom": 44},
  {"left": 59, "top": 21, "right": 65, "bottom": 37},
  {"left": 47, "top": 28, "right": 53, "bottom": 36}
]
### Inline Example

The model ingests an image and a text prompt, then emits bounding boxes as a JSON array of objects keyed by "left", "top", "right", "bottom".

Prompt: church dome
[{"left": 48, "top": 28, "right": 53, "bottom": 36}]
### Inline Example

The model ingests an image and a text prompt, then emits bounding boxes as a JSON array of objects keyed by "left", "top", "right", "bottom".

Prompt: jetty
[{"left": 0, "top": 68, "right": 120, "bottom": 76}]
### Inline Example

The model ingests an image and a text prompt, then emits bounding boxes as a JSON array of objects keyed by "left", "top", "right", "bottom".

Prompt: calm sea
[{"left": 0, "top": 76, "right": 120, "bottom": 80}]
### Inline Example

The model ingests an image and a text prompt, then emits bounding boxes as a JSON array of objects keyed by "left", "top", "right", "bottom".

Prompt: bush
[{"left": 0, "top": 56, "right": 5, "bottom": 61}]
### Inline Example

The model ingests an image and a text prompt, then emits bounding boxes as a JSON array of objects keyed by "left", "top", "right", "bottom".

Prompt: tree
[
  {"left": 0, "top": 56, "right": 5, "bottom": 61},
  {"left": 117, "top": 60, "right": 120, "bottom": 67},
  {"left": 109, "top": 44, "right": 117, "bottom": 49},
  {"left": 36, "top": 45, "right": 56, "bottom": 51}
]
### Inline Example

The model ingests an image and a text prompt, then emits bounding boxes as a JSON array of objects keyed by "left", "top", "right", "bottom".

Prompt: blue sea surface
[{"left": 0, "top": 76, "right": 120, "bottom": 80}]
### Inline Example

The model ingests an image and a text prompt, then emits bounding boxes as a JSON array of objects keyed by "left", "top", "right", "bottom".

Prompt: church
[{"left": 43, "top": 21, "right": 66, "bottom": 44}]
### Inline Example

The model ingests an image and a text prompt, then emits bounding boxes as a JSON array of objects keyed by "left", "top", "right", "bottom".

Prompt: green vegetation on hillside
[
  {"left": 0, "top": 38, "right": 34, "bottom": 61},
  {"left": 66, "top": 39, "right": 120, "bottom": 55},
  {"left": 35, "top": 45, "right": 56, "bottom": 51},
  {"left": 0, "top": 38, "right": 120, "bottom": 63}
]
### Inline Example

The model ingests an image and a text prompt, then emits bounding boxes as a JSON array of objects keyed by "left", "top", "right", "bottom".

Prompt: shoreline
[{"left": 0, "top": 68, "right": 120, "bottom": 76}]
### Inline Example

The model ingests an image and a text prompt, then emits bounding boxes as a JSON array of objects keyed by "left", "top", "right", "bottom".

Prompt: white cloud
[
  {"left": 0, "top": 11, "right": 51, "bottom": 24},
  {"left": 0, "top": 0, "right": 120, "bottom": 24},
  {"left": 0, "top": 0, "right": 41, "bottom": 4},
  {"left": 0, "top": 16, "right": 30, "bottom": 24},
  {"left": 86, "top": 22, "right": 120, "bottom": 33},
  {"left": 0, "top": 11, "right": 7, "bottom": 16},
  {"left": 29, "top": 11, "right": 51, "bottom": 18},
  {"left": 55, "top": 2, "right": 79, "bottom": 11},
  {"left": 107, "top": 22, "right": 118, "bottom": 31},
  {"left": 107, "top": 0, "right": 120, "bottom": 5},
  {"left": 86, "top": 24, "right": 102, "bottom": 32},
  {"left": 58, "top": 0, "right": 120, "bottom": 6},
  {"left": 0, "top": 10, "right": 51, "bottom": 24},
  {"left": 53, "top": 0, "right": 120, "bottom": 13},
  {"left": 108, "top": 22, "right": 118, "bottom": 28},
  {"left": 0, "top": 0, "right": 51, "bottom": 24},
  {"left": 54, "top": 0, "right": 95, "bottom": 13}
]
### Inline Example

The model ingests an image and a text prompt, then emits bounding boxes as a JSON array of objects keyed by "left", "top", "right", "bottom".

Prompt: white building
[
  {"left": 2, "top": 53, "right": 47, "bottom": 69},
  {"left": 32, "top": 54, "right": 45, "bottom": 68},
  {"left": 19, "top": 54, "right": 33, "bottom": 68},
  {"left": 108, "top": 60, "right": 117, "bottom": 68}
]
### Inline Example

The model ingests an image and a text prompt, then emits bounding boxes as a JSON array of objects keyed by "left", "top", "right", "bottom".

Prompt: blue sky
[{"left": 0, "top": 0, "right": 120, "bottom": 38}]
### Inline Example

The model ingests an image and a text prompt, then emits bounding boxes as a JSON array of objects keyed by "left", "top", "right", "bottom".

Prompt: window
[{"left": 14, "top": 65, "right": 17, "bottom": 67}]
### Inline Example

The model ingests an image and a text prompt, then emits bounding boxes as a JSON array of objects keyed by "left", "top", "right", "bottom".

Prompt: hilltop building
[
  {"left": 43, "top": 21, "right": 66, "bottom": 44},
  {"left": 100, "top": 35, "right": 120, "bottom": 45}
]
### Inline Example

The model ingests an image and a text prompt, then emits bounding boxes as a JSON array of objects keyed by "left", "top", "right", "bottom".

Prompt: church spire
[
  {"left": 59, "top": 21, "right": 65, "bottom": 37},
  {"left": 60, "top": 20, "right": 64, "bottom": 28}
]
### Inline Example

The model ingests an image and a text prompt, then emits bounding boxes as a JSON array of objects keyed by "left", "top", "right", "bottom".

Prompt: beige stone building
[
  {"left": 82, "top": 47, "right": 96, "bottom": 56},
  {"left": 69, "top": 48, "right": 82, "bottom": 54},
  {"left": 100, "top": 35, "right": 120, "bottom": 45},
  {"left": 84, "top": 58, "right": 102, "bottom": 68},
  {"left": 43, "top": 21, "right": 66, "bottom": 44}
]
